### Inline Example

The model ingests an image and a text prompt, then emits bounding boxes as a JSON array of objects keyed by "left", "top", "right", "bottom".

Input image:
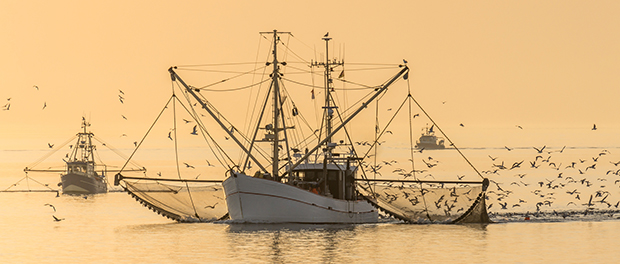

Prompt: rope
[
  {"left": 408, "top": 95, "right": 485, "bottom": 180},
  {"left": 24, "top": 136, "right": 76, "bottom": 170},
  {"left": 118, "top": 95, "right": 174, "bottom": 172},
  {"left": 170, "top": 89, "right": 200, "bottom": 219},
  {"left": 175, "top": 82, "right": 236, "bottom": 169}
]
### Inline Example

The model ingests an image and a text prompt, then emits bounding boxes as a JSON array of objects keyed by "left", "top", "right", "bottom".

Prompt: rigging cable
[
  {"left": 408, "top": 91, "right": 485, "bottom": 180},
  {"left": 24, "top": 135, "right": 76, "bottom": 171},
  {"left": 403, "top": 74, "right": 432, "bottom": 221},
  {"left": 175, "top": 82, "right": 236, "bottom": 170},
  {"left": 240, "top": 33, "right": 268, "bottom": 168},
  {"left": 171, "top": 88, "right": 200, "bottom": 219},
  {"left": 118, "top": 95, "right": 175, "bottom": 173}
]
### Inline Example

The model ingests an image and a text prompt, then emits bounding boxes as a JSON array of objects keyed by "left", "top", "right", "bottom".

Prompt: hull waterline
[
  {"left": 61, "top": 173, "right": 107, "bottom": 194},
  {"left": 224, "top": 173, "right": 378, "bottom": 224}
]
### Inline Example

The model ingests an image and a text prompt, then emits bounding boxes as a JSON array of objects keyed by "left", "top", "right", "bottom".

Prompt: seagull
[
  {"left": 52, "top": 215, "right": 64, "bottom": 222},
  {"left": 403, "top": 59, "right": 408, "bottom": 64},
  {"left": 323, "top": 32, "right": 329, "bottom": 37},
  {"left": 183, "top": 119, "right": 192, "bottom": 123},
  {"left": 533, "top": 146, "right": 546, "bottom": 153},
  {"left": 33, "top": 85, "right": 39, "bottom": 90},
  {"left": 168, "top": 131, "right": 173, "bottom": 140},
  {"left": 44, "top": 203, "right": 56, "bottom": 212},
  {"left": 184, "top": 162, "right": 195, "bottom": 169},
  {"left": 592, "top": 124, "right": 597, "bottom": 130},
  {"left": 119, "top": 89, "right": 124, "bottom": 95},
  {"left": 122, "top": 115, "right": 127, "bottom": 120},
  {"left": 157, "top": 172, "right": 162, "bottom": 177},
  {"left": 204, "top": 202, "right": 219, "bottom": 209},
  {"left": 42, "top": 102, "right": 47, "bottom": 110},
  {"left": 48, "top": 143, "right": 54, "bottom": 148},
  {"left": 190, "top": 125, "right": 198, "bottom": 135}
]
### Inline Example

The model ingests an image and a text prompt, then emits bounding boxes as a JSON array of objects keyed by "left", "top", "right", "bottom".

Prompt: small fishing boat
[
  {"left": 24, "top": 119, "right": 145, "bottom": 195},
  {"left": 59, "top": 119, "right": 108, "bottom": 194}
]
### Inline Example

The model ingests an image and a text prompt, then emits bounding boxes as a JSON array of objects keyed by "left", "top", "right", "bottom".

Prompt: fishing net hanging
[
  {"left": 358, "top": 182, "right": 490, "bottom": 223},
  {"left": 124, "top": 180, "right": 228, "bottom": 222}
]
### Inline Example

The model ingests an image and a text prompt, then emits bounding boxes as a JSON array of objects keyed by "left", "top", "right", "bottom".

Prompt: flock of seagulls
[
  {"left": 358, "top": 134, "right": 620, "bottom": 221},
  {"left": 480, "top": 147, "right": 620, "bottom": 220}
]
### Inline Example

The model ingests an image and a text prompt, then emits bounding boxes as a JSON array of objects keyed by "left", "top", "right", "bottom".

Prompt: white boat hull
[{"left": 223, "top": 173, "right": 378, "bottom": 224}]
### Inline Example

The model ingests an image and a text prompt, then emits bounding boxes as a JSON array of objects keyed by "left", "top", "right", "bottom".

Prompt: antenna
[{"left": 310, "top": 33, "right": 345, "bottom": 160}]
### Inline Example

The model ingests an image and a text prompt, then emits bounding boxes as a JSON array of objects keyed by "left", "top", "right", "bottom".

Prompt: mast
[
  {"left": 70, "top": 118, "right": 95, "bottom": 164},
  {"left": 270, "top": 29, "right": 281, "bottom": 180},
  {"left": 259, "top": 30, "right": 292, "bottom": 181},
  {"left": 283, "top": 65, "right": 409, "bottom": 177},
  {"left": 311, "top": 34, "right": 343, "bottom": 160}
]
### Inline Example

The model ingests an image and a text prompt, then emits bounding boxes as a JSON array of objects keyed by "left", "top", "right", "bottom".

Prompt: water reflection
[{"left": 225, "top": 223, "right": 359, "bottom": 263}]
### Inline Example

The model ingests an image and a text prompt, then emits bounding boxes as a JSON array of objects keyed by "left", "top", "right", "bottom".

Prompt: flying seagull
[
  {"left": 204, "top": 202, "right": 218, "bottom": 209},
  {"left": 44, "top": 203, "right": 56, "bottom": 212},
  {"left": 52, "top": 215, "right": 64, "bottom": 222},
  {"left": 190, "top": 125, "right": 198, "bottom": 135}
]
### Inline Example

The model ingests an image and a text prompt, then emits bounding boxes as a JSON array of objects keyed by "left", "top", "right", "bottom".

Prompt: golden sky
[{"left": 1, "top": 1, "right": 619, "bottom": 150}]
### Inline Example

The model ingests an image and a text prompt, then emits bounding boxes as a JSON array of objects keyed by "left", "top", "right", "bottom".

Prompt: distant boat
[
  {"left": 415, "top": 125, "right": 446, "bottom": 150},
  {"left": 24, "top": 119, "right": 145, "bottom": 195},
  {"left": 59, "top": 120, "right": 108, "bottom": 194}
]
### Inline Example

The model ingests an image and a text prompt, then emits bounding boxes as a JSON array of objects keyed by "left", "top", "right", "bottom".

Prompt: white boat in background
[{"left": 415, "top": 125, "right": 446, "bottom": 150}]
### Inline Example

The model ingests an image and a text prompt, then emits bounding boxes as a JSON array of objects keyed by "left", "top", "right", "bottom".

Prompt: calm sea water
[
  {"left": 1, "top": 192, "right": 619, "bottom": 263},
  {"left": 2, "top": 148, "right": 620, "bottom": 263}
]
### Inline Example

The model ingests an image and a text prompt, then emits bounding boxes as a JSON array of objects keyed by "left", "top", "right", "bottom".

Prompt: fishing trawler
[
  {"left": 24, "top": 119, "right": 145, "bottom": 195},
  {"left": 115, "top": 30, "right": 490, "bottom": 224},
  {"left": 415, "top": 125, "right": 446, "bottom": 150},
  {"left": 59, "top": 120, "right": 108, "bottom": 194}
]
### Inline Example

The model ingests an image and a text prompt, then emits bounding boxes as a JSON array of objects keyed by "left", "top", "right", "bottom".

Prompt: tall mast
[
  {"left": 270, "top": 29, "right": 281, "bottom": 180},
  {"left": 311, "top": 34, "right": 343, "bottom": 160},
  {"left": 259, "top": 29, "right": 290, "bottom": 180},
  {"left": 70, "top": 118, "right": 94, "bottom": 163}
]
